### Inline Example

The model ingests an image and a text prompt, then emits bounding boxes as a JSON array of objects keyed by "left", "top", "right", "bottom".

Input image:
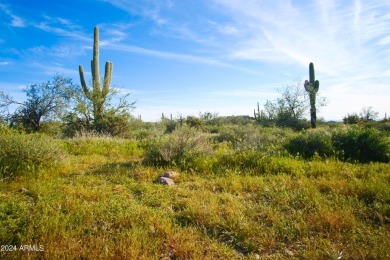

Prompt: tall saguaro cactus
[
  {"left": 304, "top": 62, "right": 319, "bottom": 128},
  {"left": 79, "top": 26, "right": 112, "bottom": 121}
]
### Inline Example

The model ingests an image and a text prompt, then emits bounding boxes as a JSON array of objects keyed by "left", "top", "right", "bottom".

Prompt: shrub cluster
[
  {"left": 214, "top": 124, "right": 262, "bottom": 150},
  {"left": 332, "top": 127, "right": 390, "bottom": 163},
  {"left": 144, "top": 125, "right": 213, "bottom": 166},
  {"left": 376, "top": 122, "right": 390, "bottom": 132},
  {"left": 62, "top": 112, "right": 133, "bottom": 138},
  {"left": 0, "top": 128, "right": 65, "bottom": 178},
  {"left": 285, "top": 126, "right": 390, "bottom": 163},
  {"left": 285, "top": 128, "right": 334, "bottom": 159}
]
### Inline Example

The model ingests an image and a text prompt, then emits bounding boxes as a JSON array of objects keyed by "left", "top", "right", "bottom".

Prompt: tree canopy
[
  {"left": 0, "top": 75, "right": 75, "bottom": 132},
  {"left": 254, "top": 81, "right": 327, "bottom": 130}
]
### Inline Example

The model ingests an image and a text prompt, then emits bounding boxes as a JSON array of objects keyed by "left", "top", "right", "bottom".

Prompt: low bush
[
  {"left": 62, "top": 112, "right": 133, "bottom": 138},
  {"left": 128, "top": 121, "right": 161, "bottom": 141},
  {"left": 275, "top": 113, "right": 311, "bottom": 131},
  {"left": 332, "top": 126, "right": 390, "bottom": 163},
  {"left": 94, "top": 112, "right": 132, "bottom": 137},
  {"left": 214, "top": 125, "right": 294, "bottom": 153},
  {"left": 214, "top": 124, "right": 262, "bottom": 150},
  {"left": 39, "top": 121, "right": 63, "bottom": 138},
  {"left": 376, "top": 122, "right": 390, "bottom": 132},
  {"left": 285, "top": 126, "right": 390, "bottom": 163},
  {"left": 62, "top": 113, "right": 91, "bottom": 138},
  {"left": 285, "top": 128, "right": 335, "bottom": 159},
  {"left": 144, "top": 125, "right": 213, "bottom": 166},
  {"left": 0, "top": 128, "right": 65, "bottom": 178},
  {"left": 343, "top": 113, "right": 361, "bottom": 124}
]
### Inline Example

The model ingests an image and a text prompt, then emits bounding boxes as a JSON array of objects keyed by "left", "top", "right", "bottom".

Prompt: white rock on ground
[
  {"left": 156, "top": 176, "right": 175, "bottom": 185},
  {"left": 160, "top": 171, "right": 180, "bottom": 179}
]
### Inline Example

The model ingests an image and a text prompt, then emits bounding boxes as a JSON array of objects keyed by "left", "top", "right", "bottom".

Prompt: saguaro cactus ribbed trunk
[
  {"left": 79, "top": 26, "right": 112, "bottom": 121},
  {"left": 304, "top": 62, "right": 319, "bottom": 128}
]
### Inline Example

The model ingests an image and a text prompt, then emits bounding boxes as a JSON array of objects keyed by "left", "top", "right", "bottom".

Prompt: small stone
[
  {"left": 285, "top": 248, "right": 294, "bottom": 256},
  {"left": 156, "top": 177, "right": 175, "bottom": 185},
  {"left": 161, "top": 171, "right": 180, "bottom": 179}
]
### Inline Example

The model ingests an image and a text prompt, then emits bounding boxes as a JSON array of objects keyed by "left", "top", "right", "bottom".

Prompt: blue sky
[{"left": 0, "top": 0, "right": 389, "bottom": 121}]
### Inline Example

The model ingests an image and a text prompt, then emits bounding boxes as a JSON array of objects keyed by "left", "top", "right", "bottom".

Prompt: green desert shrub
[
  {"left": 343, "top": 113, "right": 361, "bottom": 124},
  {"left": 214, "top": 124, "right": 263, "bottom": 150},
  {"left": 275, "top": 112, "right": 311, "bottom": 131},
  {"left": 163, "top": 118, "right": 179, "bottom": 134},
  {"left": 0, "top": 128, "right": 65, "bottom": 178},
  {"left": 332, "top": 126, "right": 390, "bottom": 163},
  {"left": 39, "top": 121, "right": 63, "bottom": 138},
  {"left": 93, "top": 112, "right": 132, "bottom": 137},
  {"left": 62, "top": 112, "right": 133, "bottom": 138},
  {"left": 62, "top": 113, "right": 91, "bottom": 138},
  {"left": 376, "top": 122, "right": 390, "bottom": 132},
  {"left": 144, "top": 125, "right": 213, "bottom": 166},
  {"left": 214, "top": 125, "right": 294, "bottom": 153},
  {"left": 128, "top": 120, "right": 160, "bottom": 141},
  {"left": 285, "top": 128, "right": 335, "bottom": 159},
  {"left": 185, "top": 116, "right": 204, "bottom": 129}
]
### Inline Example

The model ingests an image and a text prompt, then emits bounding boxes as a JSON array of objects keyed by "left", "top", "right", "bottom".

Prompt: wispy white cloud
[
  {"left": 98, "top": 23, "right": 134, "bottom": 46},
  {"left": 211, "top": 89, "right": 278, "bottom": 99},
  {"left": 33, "top": 16, "right": 89, "bottom": 41},
  {"left": 0, "top": 4, "right": 89, "bottom": 42},
  {"left": 99, "top": 0, "right": 172, "bottom": 24},
  {"left": 108, "top": 43, "right": 260, "bottom": 74},
  {"left": 208, "top": 0, "right": 390, "bottom": 96},
  {"left": 194, "top": 0, "right": 390, "bottom": 120},
  {"left": 0, "top": 82, "right": 27, "bottom": 101},
  {"left": 210, "top": 0, "right": 390, "bottom": 75},
  {"left": 109, "top": 43, "right": 216, "bottom": 64},
  {"left": 0, "top": 3, "right": 25, "bottom": 27},
  {"left": 30, "top": 62, "right": 80, "bottom": 77},
  {"left": 41, "top": 16, "right": 81, "bottom": 30},
  {"left": 209, "top": 22, "right": 240, "bottom": 36},
  {"left": 27, "top": 45, "right": 87, "bottom": 58},
  {"left": 100, "top": 0, "right": 233, "bottom": 48}
]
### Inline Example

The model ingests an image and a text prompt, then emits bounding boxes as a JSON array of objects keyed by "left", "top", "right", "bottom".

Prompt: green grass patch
[
  {"left": 0, "top": 128, "right": 65, "bottom": 179},
  {"left": 1, "top": 126, "right": 390, "bottom": 259}
]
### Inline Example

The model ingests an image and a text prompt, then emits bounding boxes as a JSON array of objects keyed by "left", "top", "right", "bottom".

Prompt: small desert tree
[
  {"left": 343, "top": 107, "right": 379, "bottom": 124},
  {"left": 254, "top": 81, "right": 326, "bottom": 130},
  {"left": 0, "top": 75, "right": 75, "bottom": 132},
  {"left": 360, "top": 106, "right": 379, "bottom": 122}
]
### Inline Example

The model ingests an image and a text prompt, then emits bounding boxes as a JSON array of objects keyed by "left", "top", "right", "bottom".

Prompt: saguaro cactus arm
[
  {"left": 78, "top": 65, "right": 91, "bottom": 100},
  {"left": 309, "top": 62, "right": 315, "bottom": 83},
  {"left": 102, "top": 61, "right": 112, "bottom": 98}
]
